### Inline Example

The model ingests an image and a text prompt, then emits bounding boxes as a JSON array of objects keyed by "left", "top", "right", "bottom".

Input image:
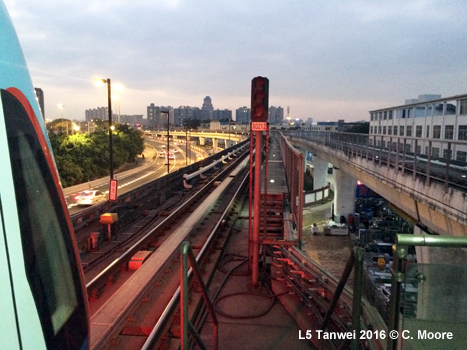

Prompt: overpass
[
  {"left": 284, "top": 130, "right": 467, "bottom": 265},
  {"left": 144, "top": 130, "right": 248, "bottom": 153}
]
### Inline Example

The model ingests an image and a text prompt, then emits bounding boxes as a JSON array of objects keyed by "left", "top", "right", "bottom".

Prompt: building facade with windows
[
  {"left": 212, "top": 109, "right": 232, "bottom": 121},
  {"left": 236, "top": 107, "right": 250, "bottom": 124},
  {"left": 268, "top": 106, "right": 284, "bottom": 124},
  {"left": 85, "top": 106, "right": 111, "bottom": 122},
  {"left": 369, "top": 93, "right": 467, "bottom": 163},
  {"left": 147, "top": 104, "right": 174, "bottom": 129}
]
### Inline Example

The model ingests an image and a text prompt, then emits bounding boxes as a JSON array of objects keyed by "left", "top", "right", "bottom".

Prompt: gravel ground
[{"left": 301, "top": 200, "right": 354, "bottom": 284}]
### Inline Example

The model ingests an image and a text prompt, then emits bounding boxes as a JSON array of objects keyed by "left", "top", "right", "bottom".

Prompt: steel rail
[
  {"left": 85, "top": 149, "right": 250, "bottom": 299},
  {"left": 90, "top": 158, "right": 249, "bottom": 349},
  {"left": 141, "top": 164, "right": 250, "bottom": 350}
]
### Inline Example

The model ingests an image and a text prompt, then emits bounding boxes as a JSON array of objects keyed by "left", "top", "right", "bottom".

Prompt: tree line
[{"left": 49, "top": 124, "right": 145, "bottom": 187}]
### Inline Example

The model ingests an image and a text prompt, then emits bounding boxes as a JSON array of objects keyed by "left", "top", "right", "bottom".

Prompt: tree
[{"left": 48, "top": 126, "right": 145, "bottom": 187}]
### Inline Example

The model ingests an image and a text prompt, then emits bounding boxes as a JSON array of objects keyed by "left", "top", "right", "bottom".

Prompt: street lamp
[
  {"left": 95, "top": 78, "right": 113, "bottom": 179},
  {"left": 185, "top": 119, "right": 189, "bottom": 166},
  {"left": 161, "top": 111, "right": 170, "bottom": 173},
  {"left": 58, "top": 104, "right": 67, "bottom": 135},
  {"left": 228, "top": 117, "right": 231, "bottom": 148}
]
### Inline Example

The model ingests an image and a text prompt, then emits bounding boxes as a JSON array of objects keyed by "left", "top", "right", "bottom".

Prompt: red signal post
[
  {"left": 250, "top": 76, "right": 269, "bottom": 287},
  {"left": 251, "top": 76, "right": 269, "bottom": 123}
]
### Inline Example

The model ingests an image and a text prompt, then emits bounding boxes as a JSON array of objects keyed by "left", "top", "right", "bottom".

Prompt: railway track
[{"left": 86, "top": 151, "right": 251, "bottom": 350}]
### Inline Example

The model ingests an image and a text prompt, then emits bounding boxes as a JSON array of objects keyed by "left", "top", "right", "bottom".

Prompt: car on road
[{"left": 75, "top": 190, "right": 106, "bottom": 206}]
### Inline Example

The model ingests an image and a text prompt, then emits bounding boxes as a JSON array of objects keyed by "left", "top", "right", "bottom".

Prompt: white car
[{"left": 75, "top": 190, "right": 106, "bottom": 206}]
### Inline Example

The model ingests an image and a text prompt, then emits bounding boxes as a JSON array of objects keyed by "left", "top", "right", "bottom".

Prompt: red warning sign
[{"left": 109, "top": 179, "right": 118, "bottom": 201}]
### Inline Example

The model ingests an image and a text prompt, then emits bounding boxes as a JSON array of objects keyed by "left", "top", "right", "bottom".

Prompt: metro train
[{"left": 0, "top": 2, "right": 89, "bottom": 349}]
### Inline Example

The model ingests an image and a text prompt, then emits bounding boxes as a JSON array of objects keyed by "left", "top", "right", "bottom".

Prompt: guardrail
[
  {"left": 388, "top": 234, "right": 467, "bottom": 350},
  {"left": 183, "top": 143, "right": 249, "bottom": 188},
  {"left": 278, "top": 131, "right": 304, "bottom": 245},
  {"left": 286, "top": 130, "right": 467, "bottom": 192},
  {"left": 71, "top": 140, "right": 250, "bottom": 251},
  {"left": 304, "top": 182, "right": 332, "bottom": 206}
]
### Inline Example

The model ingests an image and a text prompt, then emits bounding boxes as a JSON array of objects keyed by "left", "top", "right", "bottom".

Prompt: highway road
[{"left": 66, "top": 138, "right": 205, "bottom": 214}]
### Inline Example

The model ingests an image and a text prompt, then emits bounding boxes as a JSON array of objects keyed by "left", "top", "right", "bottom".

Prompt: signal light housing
[{"left": 250, "top": 76, "right": 269, "bottom": 122}]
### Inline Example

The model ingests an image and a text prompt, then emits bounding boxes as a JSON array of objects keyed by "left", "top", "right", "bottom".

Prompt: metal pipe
[
  {"left": 387, "top": 233, "right": 467, "bottom": 349},
  {"left": 321, "top": 249, "right": 355, "bottom": 331},
  {"left": 351, "top": 247, "right": 364, "bottom": 350},
  {"left": 396, "top": 233, "right": 467, "bottom": 248},
  {"left": 186, "top": 243, "right": 218, "bottom": 350},
  {"left": 180, "top": 242, "right": 190, "bottom": 350},
  {"left": 166, "top": 111, "right": 170, "bottom": 173},
  {"left": 107, "top": 79, "right": 113, "bottom": 179},
  {"left": 387, "top": 244, "right": 405, "bottom": 350}
]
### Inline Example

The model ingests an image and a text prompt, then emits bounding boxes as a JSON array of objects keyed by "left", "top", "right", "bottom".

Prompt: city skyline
[{"left": 5, "top": 0, "right": 466, "bottom": 122}]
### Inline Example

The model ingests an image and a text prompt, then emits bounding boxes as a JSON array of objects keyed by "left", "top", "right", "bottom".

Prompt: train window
[{"left": 2, "top": 89, "right": 87, "bottom": 349}]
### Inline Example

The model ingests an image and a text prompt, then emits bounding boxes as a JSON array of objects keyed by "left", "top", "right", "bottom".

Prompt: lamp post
[
  {"left": 163, "top": 111, "right": 170, "bottom": 173},
  {"left": 185, "top": 120, "right": 188, "bottom": 166},
  {"left": 95, "top": 78, "right": 113, "bottom": 179},
  {"left": 58, "top": 104, "right": 67, "bottom": 134},
  {"left": 228, "top": 117, "right": 231, "bottom": 148}
]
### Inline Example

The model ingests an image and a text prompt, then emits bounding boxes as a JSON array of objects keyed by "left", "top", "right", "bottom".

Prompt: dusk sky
[{"left": 4, "top": 0, "right": 467, "bottom": 122}]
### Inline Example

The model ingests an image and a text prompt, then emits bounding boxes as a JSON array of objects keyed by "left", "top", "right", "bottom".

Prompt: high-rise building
[
  {"left": 236, "top": 107, "right": 250, "bottom": 124},
  {"left": 268, "top": 106, "right": 284, "bottom": 124},
  {"left": 85, "top": 107, "right": 109, "bottom": 122},
  {"left": 201, "top": 96, "right": 214, "bottom": 120},
  {"left": 34, "top": 88, "right": 45, "bottom": 119},
  {"left": 174, "top": 106, "right": 197, "bottom": 126},
  {"left": 147, "top": 104, "right": 173, "bottom": 129},
  {"left": 120, "top": 114, "right": 143, "bottom": 127},
  {"left": 202, "top": 96, "right": 213, "bottom": 110},
  {"left": 213, "top": 109, "right": 232, "bottom": 121}
]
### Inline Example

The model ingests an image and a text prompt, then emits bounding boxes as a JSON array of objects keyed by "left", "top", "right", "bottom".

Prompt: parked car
[{"left": 75, "top": 190, "right": 106, "bottom": 206}]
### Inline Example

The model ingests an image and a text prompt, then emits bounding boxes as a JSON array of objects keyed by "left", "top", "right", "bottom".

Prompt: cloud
[{"left": 4, "top": 0, "right": 466, "bottom": 121}]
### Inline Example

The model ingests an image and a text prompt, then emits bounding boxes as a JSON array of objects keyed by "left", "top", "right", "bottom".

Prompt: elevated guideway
[
  {"left": 285, "top": 131, "right": 467, "bottom": 250},
  {"left": 145, "top": 130, "right": 248, "bottom": 152}
]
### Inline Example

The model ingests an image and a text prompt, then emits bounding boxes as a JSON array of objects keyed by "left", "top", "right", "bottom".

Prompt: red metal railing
[{"left": 279, "top": 132, "right": 304, "bottom": 246}]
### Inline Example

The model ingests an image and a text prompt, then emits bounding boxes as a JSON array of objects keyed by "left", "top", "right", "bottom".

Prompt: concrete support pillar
[
  {"left": 333, "top": 167, "right": 356, "bottom": 222},
  {"left": 225, "top": 138, "right": 230, "bottom": 149},
  {"left": 312, "top": 155, "right": 328, "bottom": 190},
  {"left": 213, "top": 138, "right": 218, "bottom": 153},
  {"left": 199, "top": 137, "right": 205, "bottom": 146}
]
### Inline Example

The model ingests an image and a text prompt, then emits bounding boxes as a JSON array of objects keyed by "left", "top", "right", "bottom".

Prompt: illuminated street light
[
  {"left": 58, "top": 103, "right": 67, "bottom": 135},
  {"left": 95, "top": 78, "right": 114, "bottom": 179}
]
